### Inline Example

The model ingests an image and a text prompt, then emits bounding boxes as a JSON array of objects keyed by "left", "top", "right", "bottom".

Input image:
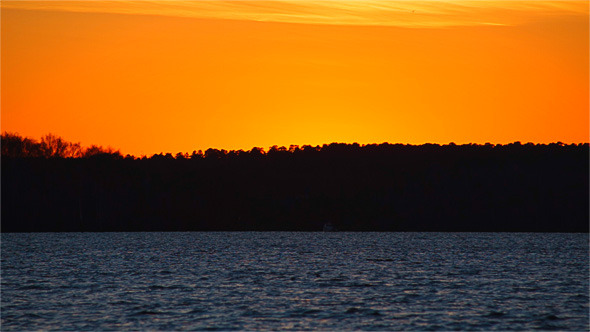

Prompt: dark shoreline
[
  {"left": 2, "top": 231, "right": 588, "bottom": 234},
  {"left": 3, "top": 142, "right": 588, "bottom": 233}
]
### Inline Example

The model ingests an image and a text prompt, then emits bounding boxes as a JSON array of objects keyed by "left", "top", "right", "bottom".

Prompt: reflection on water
[{"left": 2, "top": 232, "right": 588, "bottom": 330}]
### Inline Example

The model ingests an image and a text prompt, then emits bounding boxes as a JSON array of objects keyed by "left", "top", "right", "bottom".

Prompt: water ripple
[{"left": 2, "top": 232, "right": 588, "bottom": 331}]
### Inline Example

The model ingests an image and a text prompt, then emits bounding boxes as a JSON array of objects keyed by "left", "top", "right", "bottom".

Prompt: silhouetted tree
[
  {"left": 40, "top": 134, "right": 70, "bottom": 158},
  {"left": 83, "top": 144, "right": 122, "bottom": 159},
  {"left": 1, "top": 132, "right": 41, "bottom": 158},
  {"left": 1, "top": 132, "right": 85, "bottom": 158},
  {"left": 2, "top": 133, "right": 588, "bottom": 232},
  {"left": 204, "top": 148, "right": 227, "bottom": 159},
  {"left": 190, "top": 150, "right": 203, "bottom": 159}
]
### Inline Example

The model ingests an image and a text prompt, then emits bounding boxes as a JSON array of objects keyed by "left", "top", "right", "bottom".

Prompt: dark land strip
[{"left": 2, "top": 141, "right": 588, "bottom": 232}]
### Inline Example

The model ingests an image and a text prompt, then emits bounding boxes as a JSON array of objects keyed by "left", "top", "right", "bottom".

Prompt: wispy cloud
[{"left": 2, "top": 1, "right": 588, "bottom": 27}]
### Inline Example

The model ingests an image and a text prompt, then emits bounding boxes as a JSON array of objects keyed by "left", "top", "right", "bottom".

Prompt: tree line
[
  {"left": 2, "top": 132, "right": 588, "bottom": 232},
  {"left": 1, "top": 132, "right": 122, "bottom": 159},
  {"left": 1, "top": 132, "right": 586, "bottom": 161}
]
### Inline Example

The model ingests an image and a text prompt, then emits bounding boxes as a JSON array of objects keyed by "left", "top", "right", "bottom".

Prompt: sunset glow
[{"left": 2, "top": 0, "right": 588, "bottom": 156}]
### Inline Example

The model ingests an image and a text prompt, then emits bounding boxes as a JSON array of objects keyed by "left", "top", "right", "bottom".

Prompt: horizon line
[{"left": 2, "top": 131, "right": 588, "bottom": 158}]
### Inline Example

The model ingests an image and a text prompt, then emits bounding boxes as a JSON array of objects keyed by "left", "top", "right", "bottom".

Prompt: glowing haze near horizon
[{"left": 2, "top": 1, "right": 588, "bottom": 156}]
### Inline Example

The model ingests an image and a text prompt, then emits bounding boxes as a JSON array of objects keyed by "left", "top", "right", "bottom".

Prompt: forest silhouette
[{"left": 2, "top": 132, "right": 588, "bottom": 232}]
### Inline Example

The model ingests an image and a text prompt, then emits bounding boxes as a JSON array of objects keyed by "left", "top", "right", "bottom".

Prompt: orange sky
[{"left": 2, "top": 1, "right": 588, "bottom": 156}]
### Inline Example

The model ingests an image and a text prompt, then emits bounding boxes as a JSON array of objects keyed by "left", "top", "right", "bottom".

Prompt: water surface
[{"left": 2, "top": 232, "right": 588, "bottom": 330}]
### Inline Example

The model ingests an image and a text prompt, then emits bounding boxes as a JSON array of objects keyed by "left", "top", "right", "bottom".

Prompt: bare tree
[{"left": 40, "top": 134, "right": 70, "bottom": 158}]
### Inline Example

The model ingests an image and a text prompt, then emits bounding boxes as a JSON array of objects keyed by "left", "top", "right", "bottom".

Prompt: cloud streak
[{"left": 2, "top": 1, "right": 588, "bottom": 27}]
